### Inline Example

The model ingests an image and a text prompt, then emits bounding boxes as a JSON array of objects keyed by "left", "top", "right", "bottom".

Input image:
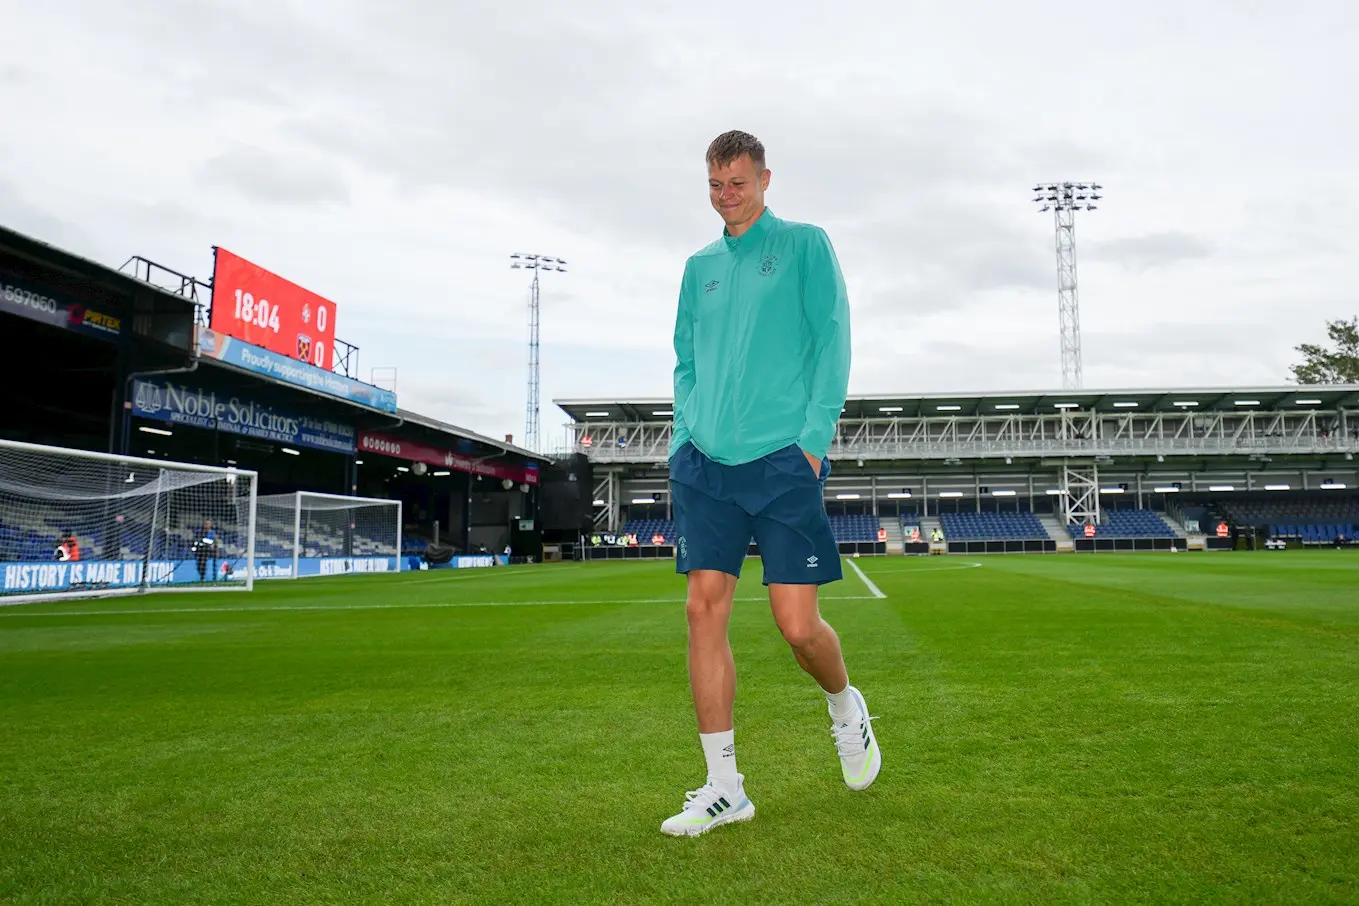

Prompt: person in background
[
  {"left": 53, "top": 532, "right": 79, "bottom": 561},
  {"left": 192, "top": 519, "right": 216, "bottom": 582}
]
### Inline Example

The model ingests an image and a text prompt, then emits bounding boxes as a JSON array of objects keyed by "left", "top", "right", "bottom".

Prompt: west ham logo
[
  {"left": 758, "top": 255, "right": 778, "bottom": 277},
  {"left": 297, "top": 334, "right": 312, "bottom": 361}
]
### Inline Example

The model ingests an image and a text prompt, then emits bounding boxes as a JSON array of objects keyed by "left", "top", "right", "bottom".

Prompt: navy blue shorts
[{"left": 669, "top": 441, "right": 842, "bottom": 586}]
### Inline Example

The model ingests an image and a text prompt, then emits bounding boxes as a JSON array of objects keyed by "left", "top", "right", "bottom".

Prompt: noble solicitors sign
[{"left": 133, "top": 379, "right": 356, "bottom": 454}]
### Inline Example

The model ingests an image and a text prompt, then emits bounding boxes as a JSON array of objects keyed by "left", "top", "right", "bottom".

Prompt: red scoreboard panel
[{"left": 209, "top": 248, "right": 338, "bottom": 369}]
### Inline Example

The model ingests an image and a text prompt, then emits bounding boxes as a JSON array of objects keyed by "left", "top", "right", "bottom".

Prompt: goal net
[
  {"left": 254, "top": 492, "right": 401, "bottom": 579},
  {"left": 0, "top": 439, "right": 258, "bottom": 605}
]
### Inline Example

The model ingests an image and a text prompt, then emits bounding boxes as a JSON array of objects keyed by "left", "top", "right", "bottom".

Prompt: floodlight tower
[
  {"left": 1031, "top": 182, "right": 1103, "bottom": 389},
  {"left": 510, "top": 253, "right": 567, "bottom": 452}
]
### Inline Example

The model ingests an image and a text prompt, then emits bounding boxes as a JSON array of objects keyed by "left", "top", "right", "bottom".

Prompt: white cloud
[{"left": 2, "top": 0, "right": 1357, "bottom": 446}]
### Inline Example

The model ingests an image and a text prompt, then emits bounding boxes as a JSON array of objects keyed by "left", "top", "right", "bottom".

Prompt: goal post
[
  {"left": 254, "top": 491, "right": 401, "bottom": 579},
  {"left": 0, "top": 439, "right": 258, "bottom": 605}
]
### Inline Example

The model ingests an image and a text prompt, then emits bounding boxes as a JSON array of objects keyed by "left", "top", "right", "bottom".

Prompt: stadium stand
[
  {"left": 622, "top": 519, "right": 677, "bottom": 544},
  {"left": 1217, "top": 496, "right": 1359, "bottom": 544},
  {"left": 0, "top": 512, "right": 246, "bottom": 563},
  {"left": 1068, "top": 509, "right": 1176, "bottom": 539},
  {"left": 941, "top": 511, "right": 1047, "bottom": 541},
  {"left": 829, "top": 514, "right": 879, "bottom": 542},
  {"left": 620, "top": 515, "right": 880, "bottom": 545}
]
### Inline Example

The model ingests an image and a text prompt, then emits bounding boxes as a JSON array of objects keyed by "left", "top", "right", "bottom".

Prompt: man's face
[{"left": 708, "top": 154, "right": 769, "bottom": 233}]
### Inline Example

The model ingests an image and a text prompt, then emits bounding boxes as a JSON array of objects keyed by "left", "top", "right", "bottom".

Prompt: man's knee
[
  {"left": 777, "top": 615, "right": 825, "bottom": 651},
  {"left": 685, "top": 570, "right": 734, "bottom": 625}
]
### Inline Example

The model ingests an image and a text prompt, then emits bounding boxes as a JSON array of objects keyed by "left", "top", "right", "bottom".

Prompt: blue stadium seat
[
  {"left": 1067, "top": 509, "right": 1175, "bottom": 539},
  {"left": 828, "top": 514, "right": 879, "bottom": 543},
  {"left": 1220, "top": 497, "right": 1359, "bottom": 544},
  {"left": 941, "top": 512, "right": 1047, "bottom": 541},
  {"left": 621, "top": 519, "right": 677, "bottom": 544}
]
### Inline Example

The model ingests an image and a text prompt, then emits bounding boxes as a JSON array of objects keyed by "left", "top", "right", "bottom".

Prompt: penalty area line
[{"left": 844, "top": 558, "right": 887, "bottom": 599}]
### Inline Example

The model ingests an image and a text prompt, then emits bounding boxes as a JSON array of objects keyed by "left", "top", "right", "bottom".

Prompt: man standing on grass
[{"left": 661, "top": 130, "right": 880, "bottom": 837}]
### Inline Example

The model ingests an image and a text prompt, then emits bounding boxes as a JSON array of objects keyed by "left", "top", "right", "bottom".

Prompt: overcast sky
[{"left": 3, "top": 0, "right": 1357, "bottom": 449}]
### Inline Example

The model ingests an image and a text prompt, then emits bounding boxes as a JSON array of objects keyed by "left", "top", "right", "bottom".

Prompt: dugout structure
[{"left": 556, "top": 385, "right": 1359, "bottom": 556}]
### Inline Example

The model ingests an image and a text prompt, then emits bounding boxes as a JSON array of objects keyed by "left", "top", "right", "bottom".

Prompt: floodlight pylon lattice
[
  {"left": 1031, "top": 182, "right": 1103, "bottom": 389},
  {"left": 510, "top": 254, "right": 568, "bottom": 453}
]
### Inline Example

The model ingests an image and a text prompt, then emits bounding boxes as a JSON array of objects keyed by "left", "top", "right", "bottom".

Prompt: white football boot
[
  {"left": 660, "top": 775, "right": 755, "bottom": 837},
  {"left": 831, "top": 686, "right": 881, "bottom": 791}
]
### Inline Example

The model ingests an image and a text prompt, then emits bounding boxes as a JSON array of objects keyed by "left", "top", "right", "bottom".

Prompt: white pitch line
[
  {"left": 0, "top": 595, "right": 881, "bottom": 619},
  {"left": 844, "top": 558, "right": 887, "bottom": 599},
  {"left": 851, "top": 561, "right": 985, "bottom": 575}
]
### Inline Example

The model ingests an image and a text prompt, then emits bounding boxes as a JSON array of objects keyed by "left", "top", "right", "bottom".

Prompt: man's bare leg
[
  {"left": 768, "top": 581, "right": 881, "bottom": 790},
  {"left": 767, "top": 583, "right": 848, "bottom": 693},
  {"left": 660, "top": 568, "right": 756, "bottom": 835},
  {"left": 686, "top": 569, "right": 739, "bottom": 732}
]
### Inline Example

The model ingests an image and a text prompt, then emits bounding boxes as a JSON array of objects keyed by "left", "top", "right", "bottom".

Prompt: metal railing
[
  {"left": 568, "top": 410, "right": 1359, "bottom": 464},
  {"left": 120, "top": 255, "right": 362, "bottom": 380}
]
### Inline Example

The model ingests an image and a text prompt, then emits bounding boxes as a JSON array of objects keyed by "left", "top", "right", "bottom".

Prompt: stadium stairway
[
  {"left": 1155, "top": 511, "right": 1187, "bottom": 539},
  {"left": 1036, "top": 514, "right": 1076, "bottom": 552},
  {"left": 880, "top": 516, "right": 904, "bottom": 553}
]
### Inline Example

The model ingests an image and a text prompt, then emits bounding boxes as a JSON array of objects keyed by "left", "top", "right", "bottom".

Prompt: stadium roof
[
  {"left": 556, "top": 385, "right": 1359, "bottom": 422},
  {"left": 0, "top": 223, "right": 197, "bottom": 318},
  {"left": 397, "top": 408, "right": 547, "bottom": 463}
]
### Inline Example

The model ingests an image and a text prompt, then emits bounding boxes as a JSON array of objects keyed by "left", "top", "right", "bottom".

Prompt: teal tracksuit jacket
[{"left": 670, "top": 208, "right": 851, "bottom": 465}]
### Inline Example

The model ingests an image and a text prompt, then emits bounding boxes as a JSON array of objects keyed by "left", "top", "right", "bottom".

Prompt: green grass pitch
[{"left": 2, "top": 552, "right": 1357, "bottom": 904}]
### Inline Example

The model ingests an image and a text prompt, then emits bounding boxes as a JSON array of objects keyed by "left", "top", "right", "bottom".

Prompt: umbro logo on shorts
[{"left": 807, "top": 555, "right": 819, "bottom": 567}]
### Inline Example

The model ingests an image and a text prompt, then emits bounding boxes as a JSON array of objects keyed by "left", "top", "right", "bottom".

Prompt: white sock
[
  {"left": 700, "top": 730, "right": 738, "bottom": 788},
  {"left": 826, "top": 682, "right": 858, "bottom": 723}
]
